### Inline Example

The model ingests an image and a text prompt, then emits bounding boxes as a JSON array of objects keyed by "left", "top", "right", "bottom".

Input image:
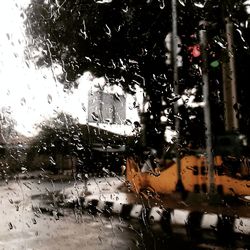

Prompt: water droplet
[
  {"left": 49, "top": 156, "right": 56, "bottom": 165},
  {"left": 47, "top": 94, "right": 52, "bottom": 104},
  {"left": 125, "top": 119, "right": 132, "bottom": 125},
  {"left": 81, "top": 103, "right": 86, "bottom": 112},
  {"left": 20, "top": 97, "right": 26, "bottom": 106},
  {"left": 21, "top": 167, "right": 27, "bottom": 173},
  {"left": 178, "top": 0, "right": 186, "bottom": 6},
  {"left": 8, "top": 222, "right": 13, "bottom": 230},
  {"left": 76, "top": 144, "right": 84, "bottom": 150},
  {"left": 104, "top": 24, "right": 111, "bottom": 38},
  {"left": 114, "top": 93, "right": 121, "bottom": 102},
  {"left": 159, "top": 0, "right": 165, "bottom": 9},
  {"left": 194, "top": 1, "right": 207, "bottom": 8},
  {"left": 91, "top": 112, "right": 99, "bottom": 122}
]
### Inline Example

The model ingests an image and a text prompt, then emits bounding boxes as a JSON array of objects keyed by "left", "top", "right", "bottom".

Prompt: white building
[{"left": 76, "top": 73, "right": 144, "bottom": 136}]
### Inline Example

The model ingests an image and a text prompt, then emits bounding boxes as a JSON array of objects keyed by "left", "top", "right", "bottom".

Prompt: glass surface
[{"left": 1, "top": 1, "right": 250, "bottom": 249}]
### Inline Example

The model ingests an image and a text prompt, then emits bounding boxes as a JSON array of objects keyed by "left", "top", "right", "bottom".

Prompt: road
[
  {"left": 0, "top": 176, "right": 250, "bottom": 249},
  {"left": 0, "top": 178, "right": 196, "bottom": 250},
  {"left": 0, "top": 178, "right": 138, "bottom": 250}
]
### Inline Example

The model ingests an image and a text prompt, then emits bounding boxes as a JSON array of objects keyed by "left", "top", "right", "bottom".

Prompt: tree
[
  {"left": 24, "top": 0, "right": 181, "bottom": 151},
  {"left": 27, "top": 112, "right": 131, "bottom": 173},
  {"left": 27, "top": 113, "right": 82, "bottom": 172},
  {"left": 0, "top": 107, "right": 17, "bottom": 144},
  {"left": 24, "top": 0, "right": 250, "bottom": 152}
]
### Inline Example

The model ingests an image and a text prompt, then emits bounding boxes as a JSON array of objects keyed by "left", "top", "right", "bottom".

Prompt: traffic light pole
[{"left": 199, "top": 21, "right": 215, "bottom": 195}]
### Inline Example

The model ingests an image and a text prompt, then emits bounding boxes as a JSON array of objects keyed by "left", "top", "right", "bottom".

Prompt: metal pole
[
  {"left": 199, "top": 21, "right": 215, "bottom": 194},
  {"left": 171, "top": 0, "right": 182, "bottom": 191},
  {"left": 222, "top": 17, "right": 238, "bottom": 131}
]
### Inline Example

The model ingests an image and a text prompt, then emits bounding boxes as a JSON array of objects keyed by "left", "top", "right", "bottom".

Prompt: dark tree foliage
[
  {"left": 29, "top": 113, "right": 128, "bottom": 154},
  {"left": 25, "top": 0, "right": 250, "bottom": 151},
  {"left": 24, "top": 0, "right": 178, "bottom": 150},
  {"left": 25, "top": 0, "right": 174, "bottom": 86}
]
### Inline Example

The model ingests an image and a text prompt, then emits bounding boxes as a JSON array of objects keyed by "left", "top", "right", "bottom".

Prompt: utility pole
[
  {"left": 222, "top": 17, "right": 238, "bottom": 131},
  {"left": 171, "top": 0, "right": 183, "bottom": 192},
  {"left": 199, "top": 21, "right": 215, "bottom": 194}
]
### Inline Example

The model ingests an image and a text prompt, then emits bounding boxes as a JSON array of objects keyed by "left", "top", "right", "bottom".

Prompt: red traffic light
[{"left": 188, "top": 44, "right": 201, "bottom": 57}]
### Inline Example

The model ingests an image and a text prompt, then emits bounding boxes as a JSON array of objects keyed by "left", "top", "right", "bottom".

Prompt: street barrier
[{"left": 71, "top": 195, "right": 250, "bottom": 237}]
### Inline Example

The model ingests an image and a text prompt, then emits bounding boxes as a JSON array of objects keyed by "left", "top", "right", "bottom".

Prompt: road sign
[
  {"left": 165, "top": 33, "right": 182, "bottom": 66},
  {"left": 164, "top": 32, "right": 182, "bottom": 53}
]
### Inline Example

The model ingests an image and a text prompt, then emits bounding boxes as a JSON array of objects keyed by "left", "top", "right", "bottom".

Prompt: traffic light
[
  {"left": 188, "top": 44, "right": 201, "bottom": 58},
  {"left": 187, "top": 42, "right": 220, "bottom": 69}
]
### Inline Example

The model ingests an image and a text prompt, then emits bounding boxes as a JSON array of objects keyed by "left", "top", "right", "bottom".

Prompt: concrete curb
[{"left": 62, "top": 195, "right": 250, "bottom": 237}]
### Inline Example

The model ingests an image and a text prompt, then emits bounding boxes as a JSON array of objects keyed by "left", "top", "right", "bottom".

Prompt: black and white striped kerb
[{"left": 67, "top": 196, "right": 250, "bottom": 238}]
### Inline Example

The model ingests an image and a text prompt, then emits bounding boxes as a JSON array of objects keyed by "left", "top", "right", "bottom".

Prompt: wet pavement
[
  {"left": 0, "top": 178, "right": 138, "bottom": 250},
  {"left": 0, "top": 178, "right": 197, "bottom": 250},
  {"left": 1, "top": 174, "right": 250, "bottom": 249}
]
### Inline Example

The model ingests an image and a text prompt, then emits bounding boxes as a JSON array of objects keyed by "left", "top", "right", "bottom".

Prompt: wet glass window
[{"left": 1, "top": 0, "right": 250, "bottom": 249}]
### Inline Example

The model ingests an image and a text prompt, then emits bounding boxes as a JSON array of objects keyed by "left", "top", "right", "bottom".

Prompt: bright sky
[{"left": 0, "top": 0, "right": 142, "bottom": 138}]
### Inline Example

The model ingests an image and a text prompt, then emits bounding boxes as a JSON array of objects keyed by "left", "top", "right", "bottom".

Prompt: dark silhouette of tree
[
  {"left": 24, "top": 0, "right": 178, "bottom": 151},
  {"left": 24, "top": 0, "right": 250, "bottom": 151}
]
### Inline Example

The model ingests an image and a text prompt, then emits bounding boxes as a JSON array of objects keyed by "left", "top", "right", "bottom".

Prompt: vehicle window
[{"left": 1, "top": 0, "right": 250, "bottom": 249}]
